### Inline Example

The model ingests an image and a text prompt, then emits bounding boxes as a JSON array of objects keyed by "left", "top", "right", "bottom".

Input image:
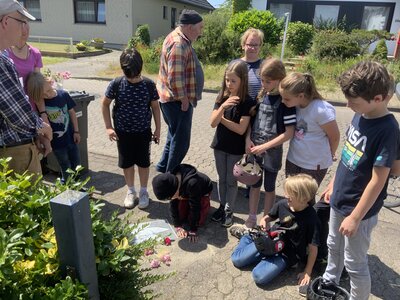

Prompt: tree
[{"left": 232, "top": 0, "right": 251, "bottom": 14}]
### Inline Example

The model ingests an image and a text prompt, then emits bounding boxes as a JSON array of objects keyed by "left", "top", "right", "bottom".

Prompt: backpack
[{"left": 111, "top": 76, "right": 154, "bottom": 119}]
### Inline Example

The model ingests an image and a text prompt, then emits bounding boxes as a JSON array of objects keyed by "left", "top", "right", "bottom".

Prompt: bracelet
[
  {"left": 188, "top": 231, "right": 197, "bottom": 237},
  {"left": 74, "top": 131, "right": 80, "bottom": 134},
  {"left": 39, "top": 111, "right": 47, "bottom": 115}
]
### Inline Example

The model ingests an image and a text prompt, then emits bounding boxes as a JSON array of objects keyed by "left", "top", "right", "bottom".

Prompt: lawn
[
  {"left": 30, "top": 42, "right": 100, "bottom": 54},
  {"left": 42, "top": 56, "right": 71, "bottom": 66}
]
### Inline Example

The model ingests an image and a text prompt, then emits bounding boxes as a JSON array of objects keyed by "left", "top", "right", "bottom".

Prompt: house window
[
  {"left": 163, "top": 6, "right": 168, "bottom": 20},
  {"left": 269, "top": 3, "right": 292, "bottom": 20},
  {"left": 314, "top": 5, "right": 340, "bottom": 26},
  {"left": 171, "top": 7, "right": 176, "bottom": 29},
  {"left": 74, "top": 0, "right": 106, "bottom": 24},
  {"left": 361, "top": 6, "right": 390, "bottom": 30},
  {"left": 20, "top": 0, "right": 41, "bottom": 20}
]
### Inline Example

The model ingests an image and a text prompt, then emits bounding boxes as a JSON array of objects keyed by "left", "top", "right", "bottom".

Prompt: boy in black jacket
[{"left": 152, "top": 164, "right": 213, "bottom": 242}]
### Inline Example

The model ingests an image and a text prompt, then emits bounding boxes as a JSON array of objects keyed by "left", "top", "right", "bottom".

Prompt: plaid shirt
[
  {"left": 157, "top": 27, "right": 197, "bottom": 102},
  {"left": 0, "top": 53, "right": 42, "bottom": 146}
]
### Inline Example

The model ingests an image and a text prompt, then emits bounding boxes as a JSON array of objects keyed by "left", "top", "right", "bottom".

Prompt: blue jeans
[
  {"left": 157, "top": 101, "right": 193, "bottom": 173},
  {"left": 53, "top": 143, "right": 81, "bottom": 182},
  {"left": 323, "top": 209, "right": 377, "bottom": 300},
  {"left": 231, "top": 234, "right": 287, "bottom": 285}
]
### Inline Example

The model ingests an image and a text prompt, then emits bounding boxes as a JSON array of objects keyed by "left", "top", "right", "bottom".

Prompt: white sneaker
[
  {"left": 124, "top": 191, "right": 136, "bottom": 209},
  {"left": 138, "top": 191, "right": 149, "bottom": 209}
]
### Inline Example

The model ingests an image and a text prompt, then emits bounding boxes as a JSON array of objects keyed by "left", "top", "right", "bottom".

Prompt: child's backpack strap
[{"left": 112, "top": 76, "right": 124, "bottom": 119}]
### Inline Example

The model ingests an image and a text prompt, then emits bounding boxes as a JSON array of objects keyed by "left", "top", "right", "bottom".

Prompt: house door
[{"left": 171, "top": 8, "right": 176, "bottom": 29}]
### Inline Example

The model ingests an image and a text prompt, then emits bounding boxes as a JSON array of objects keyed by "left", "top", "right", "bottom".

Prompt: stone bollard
[{"left": 50, "top": 190, "right": 100, "bottom": 299}]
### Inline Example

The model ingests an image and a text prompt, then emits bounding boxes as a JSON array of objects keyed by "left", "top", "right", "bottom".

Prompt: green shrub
[
  {"left": 128, "top": 24, "right": 151, "bottom": 48},
  {"left": 135, "top": 24, "right": 151, "bottom": 46},
  {"left": 91, "top": 38, "right": 105, "bottom": 49},
  {"left": 75, "top": 43, "right": 87, "bottom": 51},
  {"left": 80, "top": 40, "right": 91, "bottom": 47},
  {"left": 92, "top": 37, "right": 105, "bottom": 43},
  {"left": 228, "top": 9, "right": 282, "bottom": 47},
  {"left": 149, "top": 36, "right": 164, "bottom": 62},
  {"left": 386, "top": 61, "right": 400, "bottom": 82},
  {"left": 195, "top": 8, "right": 233, "bottom": 63},
  {"left": 286, "top": 21, "right": 315, "bottom": 55},
  {"left": 311, "top": 30, "right": 360, "bottom": 60},
  {"left": 0, "top": 158, "right": 169, "bottom": 299},
  {"left": 232, "top": 0, "right": 251, "bottom": 14},
  {"left": 372, "top": 39, "right": 388, "bottom": 60}
]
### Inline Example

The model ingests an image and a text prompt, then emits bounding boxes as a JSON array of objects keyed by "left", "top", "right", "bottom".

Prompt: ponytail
[{"left": 280, "top": 72, "right": 323, "bottom": 101}]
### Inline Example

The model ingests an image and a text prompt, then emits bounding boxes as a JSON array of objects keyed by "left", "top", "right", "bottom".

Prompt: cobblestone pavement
[{"left": 47, "top": 52, "right": 400, "bottom": 299}]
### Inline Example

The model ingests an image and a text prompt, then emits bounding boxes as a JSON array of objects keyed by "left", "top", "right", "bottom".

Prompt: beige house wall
[
  {"left": 29, "top": 0, "right": 133, "bottom": 45},
  {"left": 28, "top": 0, "right": 212, "bottom": 45},
  {"left": 132, "top": 0, "right": 211, "bottom": 41}
]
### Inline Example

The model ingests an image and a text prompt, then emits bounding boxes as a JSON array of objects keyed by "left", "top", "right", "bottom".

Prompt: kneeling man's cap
[
  {"left": 179, "top": 9, "right": 202, "bottom": 25},
  {"left": 0, "top": 0, "right": 36, "bottom": 20},
  {"left": 152, "top": 173, "right": 179, "bottom": 200}
]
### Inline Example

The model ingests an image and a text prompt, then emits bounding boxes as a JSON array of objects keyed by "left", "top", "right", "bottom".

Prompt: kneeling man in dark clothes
[{"left": 152, "top": 164, "right": 213, "bottom": 243}]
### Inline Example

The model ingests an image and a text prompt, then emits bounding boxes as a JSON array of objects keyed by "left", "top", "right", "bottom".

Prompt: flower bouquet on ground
[{"left": 43, "top": 68, "right": 71, "bottom": 89}]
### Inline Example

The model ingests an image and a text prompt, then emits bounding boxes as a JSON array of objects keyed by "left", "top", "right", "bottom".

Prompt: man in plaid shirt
[
  {"left": 156, "top": 9, "right": 204, "bottom": 173},
  {"left": 0, "top": 0, "right": 52, "bottom": 175}
]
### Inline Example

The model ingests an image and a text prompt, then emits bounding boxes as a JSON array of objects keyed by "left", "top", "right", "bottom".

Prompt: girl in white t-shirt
[{"left": 279, "top": 72, "right": 340, "bottom": 186}]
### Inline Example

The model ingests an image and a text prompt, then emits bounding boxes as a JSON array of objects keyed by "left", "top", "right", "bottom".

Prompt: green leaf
[
  {"left": 24, "top": 247, "right": 33, "bottom": 256},
  {"left": 9, "top": 228, "right": 24, "bottom": 243},
  {"left": 41, "top": 242, "right": 54, "bottom": 249}
]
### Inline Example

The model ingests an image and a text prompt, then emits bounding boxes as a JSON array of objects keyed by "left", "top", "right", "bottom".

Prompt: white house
[
  {"left": 22, "top": 0, "right": 214, "bottom": 46},
  {"left": 252, "top": 0, "right": 400, "bottom": 55}
]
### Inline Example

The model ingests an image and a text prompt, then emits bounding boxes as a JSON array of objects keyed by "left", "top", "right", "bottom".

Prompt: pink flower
[
  {"left": 164, "top": 237, "right": 171, "bottom": 246},
  {"left": 144, "top": 248, "right": 154, "bottom": 256},
  {"left": 161, "top": 254, "right": 171, "bottom": 266},
  {"left": 150, "top": 259, "right": 160, "bottom": 268},
  {"left": 61, "top": 71, "right": 71, "bottom": 80}
]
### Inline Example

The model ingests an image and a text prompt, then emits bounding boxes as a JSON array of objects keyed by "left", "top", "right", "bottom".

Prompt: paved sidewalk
[{"left": 45, "top": 53, "right": 400, "bottom": 299}]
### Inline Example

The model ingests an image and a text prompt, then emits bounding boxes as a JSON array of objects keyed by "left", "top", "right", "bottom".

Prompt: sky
[{"left": 208, "top": 0, "right": 225, "bottom": 8}]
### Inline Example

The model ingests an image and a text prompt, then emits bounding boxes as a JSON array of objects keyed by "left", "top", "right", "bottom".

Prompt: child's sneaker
[
  {"left": 124, "top": 191, "right": 136, "bottom": 209},
  {"left": 229, "top": 224, "right": 249, "bottom": 239},
  {"left": 211, "top": 205, "right": 224, "bottom": 222},
  {"left": 138, "top": 191, "right": 149, "bottom": 209},
  {"left": 221, "top": 210, "right": 233, "bottom": 227}
]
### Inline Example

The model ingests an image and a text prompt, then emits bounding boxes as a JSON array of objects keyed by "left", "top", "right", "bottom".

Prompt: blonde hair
[
  {"left": 26, "top": 71, "right": 46, "bottom": 105},
  {"left": 258, "top": 57, "right": 286, "bottom": 99},
  {"left": 279, "top": 72, "right": 323, "bottom": 101},
  {"left": 216, "top": 60, "right": 249, "bottom": 104},
  {"left": 240, "top": 28, "right": 264, "bottom": 48},
  {"left": 284, "top": 174, "right": 318, "bottom": 204}
]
